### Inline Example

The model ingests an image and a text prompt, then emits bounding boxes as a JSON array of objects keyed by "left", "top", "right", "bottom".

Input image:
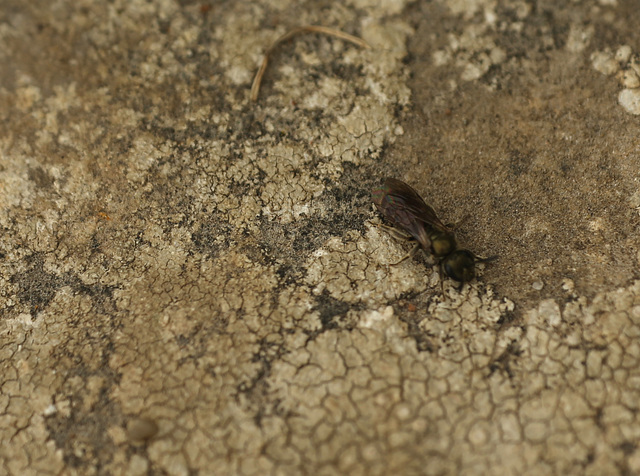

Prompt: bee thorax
[{"left": 431, "top": 233, "right": 456, "bottom": 257}]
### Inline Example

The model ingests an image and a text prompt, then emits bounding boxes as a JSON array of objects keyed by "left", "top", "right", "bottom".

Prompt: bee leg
[
  {"left": 377, "top": 224, "right": 413, "bottom": 242},
  {"left": 439, "top": 261, "right": 445, "bottom": 295},
  {"left": 376, "top": 224, "right": 420, "bottom": 266},
  {"left": 390, "top": 242, "right": 420, "bottom": 266}
]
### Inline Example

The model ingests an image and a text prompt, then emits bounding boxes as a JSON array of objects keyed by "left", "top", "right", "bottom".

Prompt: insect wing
[
  {"left": 373, "top": 178, "right": 449, "bottom": 229},
  {"left": 372, "top": 178, "right": 447, "bottom": 249}
]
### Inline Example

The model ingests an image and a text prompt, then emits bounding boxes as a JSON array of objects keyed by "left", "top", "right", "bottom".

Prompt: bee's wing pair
[{"left": 371, "top": 178, "right": 449, "bottom": 250}]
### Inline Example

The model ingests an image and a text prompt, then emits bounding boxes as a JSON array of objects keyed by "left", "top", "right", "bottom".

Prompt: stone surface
[
  {"left": 619, "top": 88, "right": 640, "bottom": 115},
  {"left": 1, "top": 0, "right": 640, "bottom": 475}
]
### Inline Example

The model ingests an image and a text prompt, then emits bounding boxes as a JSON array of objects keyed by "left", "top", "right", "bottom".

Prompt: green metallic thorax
[{"left": 430, "top": 231, "right": 457, "bottom": 257}]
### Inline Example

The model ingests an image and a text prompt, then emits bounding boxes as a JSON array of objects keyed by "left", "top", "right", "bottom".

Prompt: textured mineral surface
[{"left": 1, "top": 0, "right": 640, "bottom": 475}]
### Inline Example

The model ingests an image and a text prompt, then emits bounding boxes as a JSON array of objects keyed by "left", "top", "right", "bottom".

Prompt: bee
[{"left": 372, "top": 177, "right": 494, "bottom": 288}]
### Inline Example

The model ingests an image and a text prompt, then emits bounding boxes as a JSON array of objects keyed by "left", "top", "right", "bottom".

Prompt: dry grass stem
[{"left": 251, "top": 25, "right": 371, "bottom": 101}]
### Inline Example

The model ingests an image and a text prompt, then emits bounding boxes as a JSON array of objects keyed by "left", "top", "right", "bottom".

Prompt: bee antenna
[{"left": 475, "top": 254, "right": 498, "bottom": 263}]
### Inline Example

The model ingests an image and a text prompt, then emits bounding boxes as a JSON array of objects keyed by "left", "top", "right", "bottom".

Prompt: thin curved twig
[{"left": 251, "top": 25, "right": 371, "bottom": 102}]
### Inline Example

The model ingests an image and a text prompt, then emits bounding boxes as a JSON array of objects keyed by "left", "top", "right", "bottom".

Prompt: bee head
[
  {"left": 431, "top": 232, "right": 457, "bottom": 257},
  {"left": 442, "top": 249, "right": 476, "bottom": 283}
]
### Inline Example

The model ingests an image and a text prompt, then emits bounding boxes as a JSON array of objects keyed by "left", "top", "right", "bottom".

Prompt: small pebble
[
  {"left": 490, "top": 46, "right": 507, "bottom": 65},
  {"left": 619, "top": 88, "right": 640, "bottom": 115},
  {"left": 461, "top": 53, "right": 492, "bottom": 81},
  {"left": 591, "top": 50, "right": 619, "bottom": 75},
  {"left": 561, "top": 278, "right": 575, "bottom": 293},
  {"left": 532, "top": 280, "right": 544, "bottom": 291},
  {"left": 619, "top": 69, "right": 640, "bottom": 89},
  {"left": 127, "top": 417, "right": 159, "bottom": 442},
  {"left": 615, "top": 45, "right": 632, "bottom": 64}
]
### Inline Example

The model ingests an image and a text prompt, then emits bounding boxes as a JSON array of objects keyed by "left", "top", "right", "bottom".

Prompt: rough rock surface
[{"left": 1, "top": 0, "right": 640, "bottom": 475}]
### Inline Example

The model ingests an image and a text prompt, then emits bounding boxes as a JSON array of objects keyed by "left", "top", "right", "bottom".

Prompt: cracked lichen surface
[{"left": 1, "top": 0, "right": 640, "bottom": 475}]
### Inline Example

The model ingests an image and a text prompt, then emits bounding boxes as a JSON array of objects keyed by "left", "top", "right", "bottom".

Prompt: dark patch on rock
[
  {"left": 11, "top": 254, "right": 62, "bottom": 315},
  {"left": 313, "top": 290, "right": 349, "bottom": 331},
  {"left": 28, "top": 166, "right": 55, "bottom": 189}
]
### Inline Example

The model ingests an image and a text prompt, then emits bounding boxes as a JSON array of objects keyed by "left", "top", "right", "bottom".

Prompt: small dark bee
[{"left": 372, "top": 177, "right": 494, "bottom": 288}]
